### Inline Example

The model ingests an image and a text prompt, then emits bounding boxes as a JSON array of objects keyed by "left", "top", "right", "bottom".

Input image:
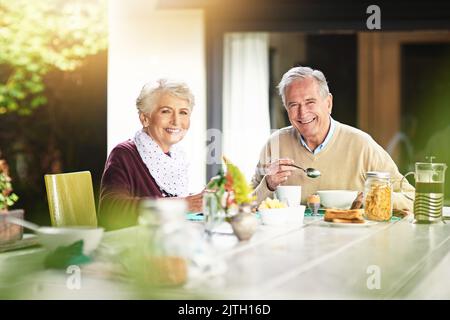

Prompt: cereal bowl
[
  {"left": 316, "top": 190, "right": 358, "bottom": 209},
  {"left": 259, "top": 206, "right": 305, "bottom": 226}
]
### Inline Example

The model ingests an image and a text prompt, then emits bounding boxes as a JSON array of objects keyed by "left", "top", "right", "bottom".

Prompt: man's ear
[
  {"left": 327, "top": 93, "right": 333, "bottom": 114},
  {"left": 139, "top": 112, "right": 150, "bottom": 128}
]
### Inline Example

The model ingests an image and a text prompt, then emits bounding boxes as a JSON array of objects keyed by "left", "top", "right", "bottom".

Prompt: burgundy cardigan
[{"left": 98, "top": 140, "right": 167, "bottom": 230}]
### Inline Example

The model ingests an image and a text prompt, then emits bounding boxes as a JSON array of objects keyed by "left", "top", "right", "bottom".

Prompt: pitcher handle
[{"left": 400, "top": 172, "right": 415, "bottom": 201}]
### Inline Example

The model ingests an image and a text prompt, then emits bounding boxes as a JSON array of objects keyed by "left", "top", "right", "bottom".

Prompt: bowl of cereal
[
  {"left": 258, "top": 198, "right": 305, "bottom": 226},
  {"left": 316, "top": 190, "right": 358, "bottom": 209}
]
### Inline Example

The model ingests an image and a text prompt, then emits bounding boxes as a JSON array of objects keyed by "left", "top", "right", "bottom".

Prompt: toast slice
[{"left": 324, "top": 208, "right": 364, "bottom": 221}]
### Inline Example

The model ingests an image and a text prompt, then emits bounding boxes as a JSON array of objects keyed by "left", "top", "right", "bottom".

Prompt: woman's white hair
[
  {"left": 136, "top": 79, "right": 195, "bottom": 114},
  {"left": 277, "top": 66, "right": 330, "bottom": 107}
]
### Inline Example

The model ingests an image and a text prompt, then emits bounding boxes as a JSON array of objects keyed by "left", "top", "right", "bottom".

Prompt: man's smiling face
[{"left": 285, "top": 77, "right": 333, "bottom": 149}]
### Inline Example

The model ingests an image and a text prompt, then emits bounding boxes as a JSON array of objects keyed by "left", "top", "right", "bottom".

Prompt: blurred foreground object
[
  {"left": 0, "top": 158, "right": 22, "bottom": 243},
  {"left": 0, "top": 0, "right": 108, "bottom": 115}
]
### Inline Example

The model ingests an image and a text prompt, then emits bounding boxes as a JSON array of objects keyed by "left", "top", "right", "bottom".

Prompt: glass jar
[
  {"left": 138, "top": 198, "right": 190, "bottom": 286},
  {"left": 364, "top": 171, "right": 393, "bottom": 221}
]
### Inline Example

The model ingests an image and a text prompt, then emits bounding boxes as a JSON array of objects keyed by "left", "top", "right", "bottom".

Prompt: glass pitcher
[{"left": 402, "top": 157, "right": 447, "bottom": 223}]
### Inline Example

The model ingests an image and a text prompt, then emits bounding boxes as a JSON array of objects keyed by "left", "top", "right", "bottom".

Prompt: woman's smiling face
[
  {"left": 140, "top": 93, "right": 191, "bottom": 153},
  {"left": 285, "top": 77, "right": 333, "bottom": 149}
]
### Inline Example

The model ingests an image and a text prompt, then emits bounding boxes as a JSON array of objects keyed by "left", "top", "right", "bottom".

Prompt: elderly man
[{"left": 251, "top": 66, "right": 414, "bottom": 211}]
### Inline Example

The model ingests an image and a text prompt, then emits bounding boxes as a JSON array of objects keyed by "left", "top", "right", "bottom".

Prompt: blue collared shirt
[{"left": 299, "top": 117, "right": 336, "bottom": 154}]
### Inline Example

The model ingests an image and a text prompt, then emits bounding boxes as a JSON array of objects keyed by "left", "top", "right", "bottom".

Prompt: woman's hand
[{"left": 184, "top": 191, "right": 204, "bottom": 212}]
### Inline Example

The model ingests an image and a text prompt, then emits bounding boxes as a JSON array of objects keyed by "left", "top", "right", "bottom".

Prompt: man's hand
[
  {"left": 265, "top": 158, "right": 295, "bottom": 191},
  {"left": 393, "top": 208, "right": 412, "bottom": 218},
  {"left": 184, "top": 192, "right": 204, "bottom": 212},
  {"left": 350, "top": 192, "right": 364, "bottom": 209}
]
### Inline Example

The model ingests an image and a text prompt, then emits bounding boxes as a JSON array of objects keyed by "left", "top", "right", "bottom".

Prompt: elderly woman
[{"left": 98, "top": 79, "right": 203, "bottom": 230}]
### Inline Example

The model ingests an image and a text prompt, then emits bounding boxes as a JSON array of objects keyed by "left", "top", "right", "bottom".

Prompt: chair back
[{"left": 44, "top": 171, "right": 97, "bottom": 227}]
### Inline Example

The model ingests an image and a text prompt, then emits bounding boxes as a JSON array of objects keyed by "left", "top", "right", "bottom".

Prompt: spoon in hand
[{"left": 286, "top": 164, "right": 321, "bottom": 178}]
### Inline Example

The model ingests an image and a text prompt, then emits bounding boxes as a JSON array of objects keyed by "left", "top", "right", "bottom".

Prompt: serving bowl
[
  {"left": 316, "top": 190, "right": 358, "bottom": 209},
  {"left": 4, "top": 215, "right": 103, "bottom": 255},
  {"left": 259, "top": 205, "right": 305, "bottom": 226}
]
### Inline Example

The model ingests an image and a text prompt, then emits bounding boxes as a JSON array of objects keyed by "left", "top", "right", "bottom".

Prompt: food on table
[
  {"left": 307, "top": 194, "right": 320, "bottom": 204},
  {"left": 146, "top": 256, "right": 188, "bottom": 286},
  {"left": 307, "top": 194, "right": 321, "bottom": 216},
  {"left": 324, "top": 208, "right": 365, "bottom": 223},
  {"left": 364, "top": 184, "right": 392, "bottom": 221},
  {"left": 258, "top": 198, "right": 287, "bottom": 210}
]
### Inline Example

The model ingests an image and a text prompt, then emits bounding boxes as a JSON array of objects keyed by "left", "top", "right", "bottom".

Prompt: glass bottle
[{"left": 364, "top": 171, "right": 393, "bottom": 221}]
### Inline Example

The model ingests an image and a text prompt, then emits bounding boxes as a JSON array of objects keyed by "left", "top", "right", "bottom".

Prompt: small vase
[{"left": 230, "top": 206, "right": 258, "bottom": 241}]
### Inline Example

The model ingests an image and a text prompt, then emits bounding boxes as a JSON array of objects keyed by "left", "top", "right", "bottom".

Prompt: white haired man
[{"left": 251, "top": 66, "right": 414, "bottom": 211}]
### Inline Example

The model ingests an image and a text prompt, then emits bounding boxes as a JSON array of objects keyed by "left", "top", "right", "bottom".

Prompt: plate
[{"left": 320, "top": 220, "right": 378, "bottom": 228}]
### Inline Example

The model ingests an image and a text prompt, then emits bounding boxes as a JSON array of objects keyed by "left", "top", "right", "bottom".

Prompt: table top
[{"left": 2, "top": 214, "right": 450, "bottom": 299}]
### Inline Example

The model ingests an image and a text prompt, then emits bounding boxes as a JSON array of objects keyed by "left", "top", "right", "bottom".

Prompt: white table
[{"left": 1, "top": 214, "right": 450, "bottom": 299}]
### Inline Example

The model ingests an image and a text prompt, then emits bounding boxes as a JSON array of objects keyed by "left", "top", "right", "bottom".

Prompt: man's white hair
[{"left": 277, "top": 66, "right": 330, "bottom": 107}]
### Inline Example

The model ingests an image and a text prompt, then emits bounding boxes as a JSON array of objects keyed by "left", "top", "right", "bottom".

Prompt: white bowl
[
  {"left": 316, "top": 190, "right": 358, "bottom": 209},
  {"left": 259, "top": 206, "right": 305, "bottom": 226},
  {"left": 37, "top": 226, "right": 104, "bottom": 255}
]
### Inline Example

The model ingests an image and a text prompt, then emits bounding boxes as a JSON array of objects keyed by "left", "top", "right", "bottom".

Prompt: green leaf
[{"left": 9, "top": 193, "right": 19, "bottom": 202}]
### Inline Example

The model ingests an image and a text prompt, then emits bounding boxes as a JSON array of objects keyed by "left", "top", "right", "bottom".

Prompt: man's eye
[
  {"left": 180, "top": 110, "right": 189, "bottom": 115},
  {"left": 161, "top": 109, "right": 171, "bottom": 113}
]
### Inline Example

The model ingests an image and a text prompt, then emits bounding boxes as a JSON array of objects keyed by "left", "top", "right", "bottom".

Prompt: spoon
[
  {"left": 286, "top": 164, "right": 321, "bottom": 178},
  {"left": 5, "top": 215, "right": 40, "bottom": 232}
]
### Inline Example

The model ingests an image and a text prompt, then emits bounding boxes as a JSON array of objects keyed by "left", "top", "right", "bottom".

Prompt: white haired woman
[{"left": 98, "top": 79, "right": 203, "bottom": 230}]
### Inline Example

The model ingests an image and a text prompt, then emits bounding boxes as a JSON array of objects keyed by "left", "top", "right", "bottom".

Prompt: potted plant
[
  {"left": 0, "top": 158, "right": 23, "bottom": 243},
  {"left": 205, "top": 156, "right": 258, "bottom": 241}
]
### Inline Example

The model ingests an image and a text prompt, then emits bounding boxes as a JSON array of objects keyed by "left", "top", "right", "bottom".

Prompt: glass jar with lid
[{"left": 364, "top": 171, "right": 393, "bottom": 221}]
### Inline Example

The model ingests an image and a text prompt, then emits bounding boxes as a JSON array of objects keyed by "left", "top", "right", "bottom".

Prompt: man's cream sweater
[{"left": 251, "top": 121, "right": 414, "bottom": 211}]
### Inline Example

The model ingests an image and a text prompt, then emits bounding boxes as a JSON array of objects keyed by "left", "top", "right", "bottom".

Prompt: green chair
[{"left": 44, "top": 171, "right": 98, "bottom": 227}]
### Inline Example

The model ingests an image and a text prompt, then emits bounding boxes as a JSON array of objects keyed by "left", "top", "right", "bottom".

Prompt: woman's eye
[
  {"left": 180, "top": 110, "right": 189, "bottom": 115},
  {"left": 161, "top": 109, "right": 171, "bottom": 114}
]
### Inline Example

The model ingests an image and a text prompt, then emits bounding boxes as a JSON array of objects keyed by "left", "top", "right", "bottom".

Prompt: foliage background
[{"left": 0, "top": 0, "right": 108, "bottom": 224}]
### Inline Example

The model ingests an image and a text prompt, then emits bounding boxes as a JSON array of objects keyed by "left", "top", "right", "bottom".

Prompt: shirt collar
[{"left": 299, "top": 116, "right": 336, "bottom": 155}]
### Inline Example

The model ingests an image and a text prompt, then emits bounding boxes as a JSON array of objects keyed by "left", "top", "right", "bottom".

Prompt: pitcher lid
[{"left": 417, "top": 156, "right": 447, "bottom": 170}]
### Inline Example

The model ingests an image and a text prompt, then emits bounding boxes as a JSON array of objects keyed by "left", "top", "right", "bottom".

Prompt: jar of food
[
  {"left": 364, "top": 171, "right": 393, "bottom": 221},
  {"left": 138, "top": 198, "right": 190, "bottom": 286}
]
